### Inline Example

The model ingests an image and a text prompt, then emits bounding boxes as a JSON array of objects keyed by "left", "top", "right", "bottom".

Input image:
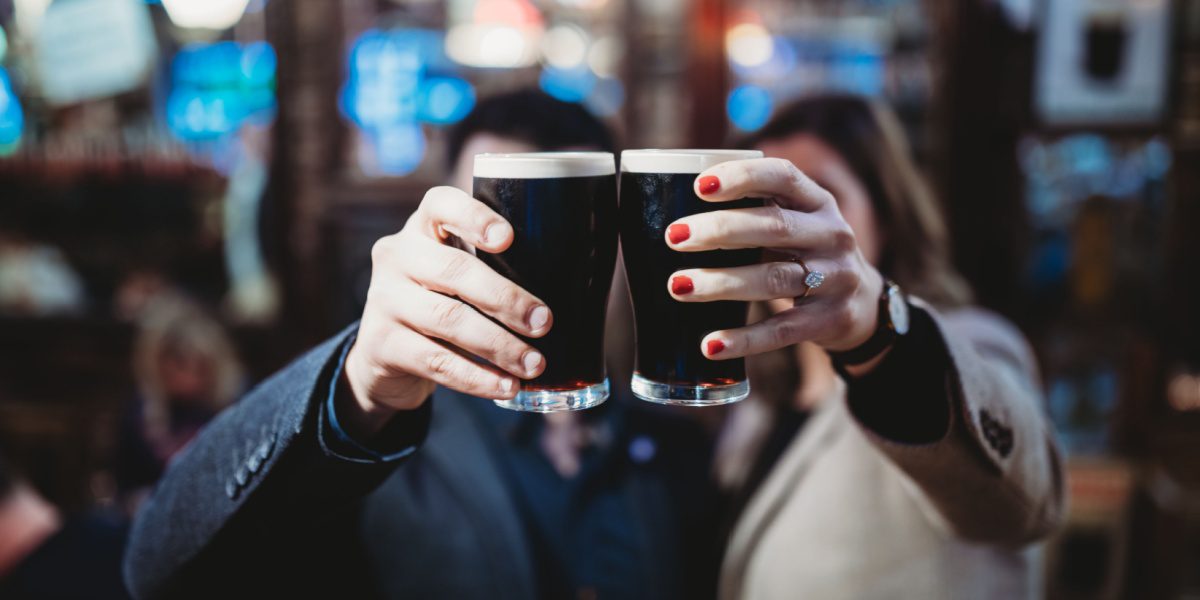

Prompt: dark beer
[
  {"left": 620, "top": 150, "right": 763, "bottom": 405},
  {"left": 473, "top": 152, "right": 618, "bottom": 412}
]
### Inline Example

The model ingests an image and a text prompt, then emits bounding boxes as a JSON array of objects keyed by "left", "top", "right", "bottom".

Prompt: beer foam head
[
  {"left": 473, "top": 152, "right": 616, "bottom": 179},
  {"left": 620, "top": 149, "right": 764, "bottom": 174}
]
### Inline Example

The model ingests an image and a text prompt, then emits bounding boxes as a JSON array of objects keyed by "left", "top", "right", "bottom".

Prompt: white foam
[
  {"left": 473, "top": 152, "right": 616, "bottom": 179},
  {"left": 620, "top": 149, "right": 763, "bottom": 174}
]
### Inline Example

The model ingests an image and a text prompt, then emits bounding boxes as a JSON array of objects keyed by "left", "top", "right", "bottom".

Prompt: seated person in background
[
  {"left": 115, "top": 293, "right": 245, "bottom": 516},
  {"left": 0, "top": 454, "right": 130, "bottom": 599},
  {"left": 711, "top": 95, "right": 1065, "bottom": 599},
  {"left": 124, "top": 90, "right": 719, "bottom": 600}
]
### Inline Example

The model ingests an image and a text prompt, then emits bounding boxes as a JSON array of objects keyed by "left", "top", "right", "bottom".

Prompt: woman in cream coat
[{"left": 660, "top": 95, "right": 1065, "bottom": 599}]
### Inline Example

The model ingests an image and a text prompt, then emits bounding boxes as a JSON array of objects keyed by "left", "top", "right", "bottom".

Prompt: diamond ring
[{"left": 791, "top": 258, "right": 825, "bottom": 300}]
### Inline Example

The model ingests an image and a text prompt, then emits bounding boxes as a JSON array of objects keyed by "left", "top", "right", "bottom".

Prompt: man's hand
[{"left": 341, "top": 186, "right": 553, "bottom": 435}]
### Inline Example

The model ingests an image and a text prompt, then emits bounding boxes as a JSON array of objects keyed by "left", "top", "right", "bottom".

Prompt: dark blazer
[{"left": 123, "top": 327, "right": 717, "bottom": 599}]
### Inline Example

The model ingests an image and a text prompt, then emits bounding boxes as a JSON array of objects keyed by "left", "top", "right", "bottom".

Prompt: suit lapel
[
  {"left": 421, "top": 389, "right": 537, "bottom": 598},
  {"left": 719, "top": 382, "right": 849, "bottom": 600}
]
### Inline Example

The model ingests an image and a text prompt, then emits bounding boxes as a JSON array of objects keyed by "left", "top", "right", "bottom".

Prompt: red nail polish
[
  {"left": 706, "top": 339, "right": 726, "bottom": 356},
  {"left": 667, "top": 224, "right": 691, "bottom": 244},
  {"left": 698, "top": 176, "right": 720, "bottom": 195},
  {"left": 671, "top": 276, "right": 694, "bottom": 295}
]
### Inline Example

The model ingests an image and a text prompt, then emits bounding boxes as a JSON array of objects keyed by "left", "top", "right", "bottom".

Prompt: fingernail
[
  {"left": 671, "top": 275, "right": 694, "bottom": 296},
  {"left": 698, "top": 175, "right": 721, "bottom": 195},
  {"left": 523, "top": 351, "right": 543, "bottom": 375},
  {"left": 500, "top": 378, "right": 515, "bottom": 394},
  {"left": 485, "top": 223, "right": 506, "bottom": 246},
  {"left": 706, "top": 339, "right": 726, "bottom": 356},
  {"left": 529, "top": 306, "right": 550, "bottom": 331},
  {"left": 667, "top": 223, "right": 691, "bottom": 245}
]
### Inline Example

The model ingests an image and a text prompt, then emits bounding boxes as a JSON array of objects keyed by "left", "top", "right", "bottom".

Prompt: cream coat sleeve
[{"left": 845, "top": 298, "right": 1066, "bottom": 546}]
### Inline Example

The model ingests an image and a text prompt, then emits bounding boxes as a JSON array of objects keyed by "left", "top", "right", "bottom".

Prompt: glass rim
[
  {"left": 620, "top": 149, "right": 764, "bottom": 174},
  {"left": 473, "top": 151, "right": 616, "bottom": 179}
]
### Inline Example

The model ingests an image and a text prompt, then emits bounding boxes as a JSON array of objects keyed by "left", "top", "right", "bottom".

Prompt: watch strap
[{"left": 828, "top": 281, "right": 902, "bottom": 367}]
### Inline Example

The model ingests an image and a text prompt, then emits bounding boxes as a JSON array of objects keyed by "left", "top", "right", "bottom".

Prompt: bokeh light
[
  {"left": 166, "top": 41, "right": 276, "bottom": 141},
  {"left": 473, "top": 0, "right": 543, "bottom": 28},
  {"left": 542, "top": 24, "right": 589, "bottom": 70},
  {"left": 342, "top": 28, "right": 474, "bottom": 175},
  {"left": 13, "top": 0, "right": 52, "bottom": 36},
  {"left": 539, "top": 64, "right": 596, "bottom": 102},
  {"left": 587, "top": 35, "right": 622, "bottom": 78},
  {"left": 0, "top": 68, "right": 25, "bottom": 153},
  {"left": 828, "top": 40, "right": 884, "bottom": 96},
  {"left": 554, "top": 0, "right": 609, "bottom": 9},
  {"left": 446, "top": 0, "right": 544, "bottom": 69},
  {"left": 419, "top": 77, "right": 476, "bottom": 124},
  {"left": 1168, "top": 371, "right": 1200, "bottom": 412},
  {"left": 161, "top": 0, "right": 251, "bottom": 31},
  {"left": 240, "top": 41, "right": 277, "bottom": 86},
  {"left": 727, "top": 84, "right": 772, "bottom": 131},
  {"left": 341, "top": 30, "right": 424, "bottom": 129},
  {"left": 726, "top": 23, "right": 773, "bottom": 68},
  {"left": 584, "top": 76, "right": 624, "bottom": 117},
  {"left": 731, "top": 35, "right": 795, "bottom": 79},
  {"left": 371, "top": 122, "right": 426, "bottom": 176},
  {"left": 446, "top": 24, "right": 540, "bottom": 69}
]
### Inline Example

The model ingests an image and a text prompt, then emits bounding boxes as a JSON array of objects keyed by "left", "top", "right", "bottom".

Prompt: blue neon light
[
  {"left": 539, "top": 65, "right": 596, "bottom": 103},
  {"left": 419, "top": 77, "right": 475, "bottom": 125},
  {"left": 341, "top": 29, "right": 475, "bottom": 175},
  {"left": 372, "top": 123, "right": 426, "bottom": 176},
  {"left": 727, "top": 85, "right": 772, "bottom": 131},
  {"left": 584, "top": 77, "right": 624, "bottom": 117},
  {"left": 167, "top": 41, "right": 276, "bottom": 141},
  {"left": 0, "top": 68, "right": 24, "bottom": 150}
]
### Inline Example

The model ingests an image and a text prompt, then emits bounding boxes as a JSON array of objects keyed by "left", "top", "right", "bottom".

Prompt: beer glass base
[
  {"left": 493, "top": 379, "right": 610, "bottom": 413},
  {"left": 630, "top": 374, "right": 749, "bottom": 406}
]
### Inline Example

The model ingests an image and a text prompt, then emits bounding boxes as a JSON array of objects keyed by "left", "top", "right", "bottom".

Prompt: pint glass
[
  {"left": 473, "top": 152, "right": 618, "bottom": 412},
  {"left": 619, "top": 149, "right": 763, "bottom": 405}
]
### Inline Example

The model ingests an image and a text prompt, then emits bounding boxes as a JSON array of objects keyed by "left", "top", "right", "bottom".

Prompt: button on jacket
[{"left": 122, "top": 326, "right": 719, "bottom": 600}]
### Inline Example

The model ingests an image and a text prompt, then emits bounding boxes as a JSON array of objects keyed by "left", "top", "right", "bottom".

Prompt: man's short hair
[{"left": 445, "top": 90, "right": 617, "bottom": 168}]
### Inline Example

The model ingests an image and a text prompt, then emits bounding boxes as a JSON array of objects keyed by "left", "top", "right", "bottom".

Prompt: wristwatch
[{"left": 829, "top": 279, "right": 910, "bottom": 367}]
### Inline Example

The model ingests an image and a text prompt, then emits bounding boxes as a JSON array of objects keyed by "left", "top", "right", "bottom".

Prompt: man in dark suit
[{"left": 123, "top": 91, "right": 719, "bottom": 600}]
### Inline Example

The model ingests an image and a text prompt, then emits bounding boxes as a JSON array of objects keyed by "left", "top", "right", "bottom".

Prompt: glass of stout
[
  {"left": 620, "top": 149, "right": 764, "bottom": 406},
  {"left": 473, "top": 152, "right": 618, "bottom": 412}
]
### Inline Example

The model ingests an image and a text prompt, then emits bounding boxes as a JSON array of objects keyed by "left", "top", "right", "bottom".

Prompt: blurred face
[
  {"left": 451, "top": 134, "right": 538, "bottom": 193},
  {"left": 159, "top": 348, "right": 215, "bottom": 404},
  {"left": 756, "top": 134, "right": 884, "bottom": 265}
]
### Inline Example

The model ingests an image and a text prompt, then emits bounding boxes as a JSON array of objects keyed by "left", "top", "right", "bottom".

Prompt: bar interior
[{"left": 1, "top": 0, "right": 1199, "bottom": 598}]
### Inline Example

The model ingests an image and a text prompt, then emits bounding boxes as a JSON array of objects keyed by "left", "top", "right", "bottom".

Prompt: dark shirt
[
  {"left": 323, "top": 336, "right": 720, "bottom": 599},
  {"left": 480, "top": 402, "right": 647, "bottom": 599}
]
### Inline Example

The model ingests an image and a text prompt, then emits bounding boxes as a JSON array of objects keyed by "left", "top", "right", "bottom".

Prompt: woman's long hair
[
  {"left": 742, "top": 94, "right": 972, "bottom": 307},
  {"left": 133, "top": 294, "right": 243, "bottom": 451},
  {"left": 718, "top": 96, "right": 976, "bottom": 479}
]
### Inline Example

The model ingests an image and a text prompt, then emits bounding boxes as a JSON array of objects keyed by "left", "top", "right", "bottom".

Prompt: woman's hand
[
  {"left": 342, "top": 187, "right": 551, "bottom": 433},
  {"left": 665, "top": 158, "right": 885, "bottom": 360}
]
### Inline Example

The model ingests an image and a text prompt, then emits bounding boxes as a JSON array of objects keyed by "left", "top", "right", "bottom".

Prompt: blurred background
[{"left": 0, "top": 0, "right": 1198, "bottom": 597}]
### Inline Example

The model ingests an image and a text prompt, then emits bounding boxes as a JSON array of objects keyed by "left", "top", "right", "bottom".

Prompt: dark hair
[
  {"left": 741, "top": 94, "right": 972, "bottom": 307},
  {"left": 445, "top": 90, "right": 617, "bottom": 168}
]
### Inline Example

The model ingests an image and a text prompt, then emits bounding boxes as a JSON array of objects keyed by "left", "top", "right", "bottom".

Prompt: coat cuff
[
  {"left": 317, "top": 332, "right": 432, "bottom": 464},
  {"left": 843, "top": 303, "right": 953, "bottom": 445}
]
